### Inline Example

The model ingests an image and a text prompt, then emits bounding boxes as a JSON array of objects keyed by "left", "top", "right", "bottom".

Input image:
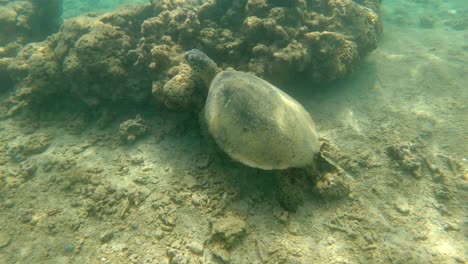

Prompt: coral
[
  {"left": 61, "top": 18, "right": 134, "bottom": 106},
  {"left": 198, "top": 27, "right": 244, "bottom": 60},
  {"left": 303, "top": 31, "right": 359, "bottom": 81},
  {"left": 387, "top": 142, "right": 423, "bottom": 178},
  {"left": 152, "top": 63, "right": 205, "bottom": 111},
  {"left": 309, "top": 140, "right": 353, "bottom": 199},
  {"left": 148, "top": 44, "right": 207, "bottom": 111},
  {"left": 0, "top": 0, "right": 62, "bottom": 57},
  {"left": 326, "top": 0, "right": 381, "bottom": 54},
  {"left": 143, "top": 0, "right": 382, "bottom": 107},
  {"left": 3, "top": 3, "right": 153, "bottom": 115},
  {"left": 2, "top": 0, "right": 382, "bottom": 113},
  {"left": 2, "top": 40, "right": 62, "bottom": 117},
  {"left": 0, "top": 5, "right": 18, "bottom": 47},
  {"left": 141, "top": 6, "right": 200, "bottom": 45},
  {"left": 149, "top": 44, "right": 173, "bottom": 73},
  {"left": 0, "top": 0, "right": 62, "bottom": 96},
  {"left": 119, "top": 115, "right": 148, "bottom": 143},
  {"left": 194, "top": 0, "right": 382, "bottom": 84}
]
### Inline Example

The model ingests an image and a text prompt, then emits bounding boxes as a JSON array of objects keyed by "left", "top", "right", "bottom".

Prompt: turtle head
[{"left": 185, "top": 49, "right": 218, "bottom": 87}]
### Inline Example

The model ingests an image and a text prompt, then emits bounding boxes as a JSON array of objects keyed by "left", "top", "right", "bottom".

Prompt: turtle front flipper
[{"left": 276, "top": 168, "right": 307, "bottom": 212}]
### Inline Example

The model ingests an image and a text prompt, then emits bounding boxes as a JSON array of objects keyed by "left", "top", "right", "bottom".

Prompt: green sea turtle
[
  {"left": 185, "top": 49, "right": 320, "bottom": 170},
  {"left": 185, "top": 49, "right": 347, "bottom": 211}
]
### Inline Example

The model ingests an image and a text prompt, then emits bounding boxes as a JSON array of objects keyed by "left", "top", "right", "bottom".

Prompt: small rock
[
  {"left": 160, "top": 214, "right": 176, "bottom": 226},
  {"left": 0, "top": 232, "right": 11, "bottom": 248},
  {"left": 154, "top": 228, "right": 164, "bottom": 239},
  {"left": 99, "top": 231, "right": 114, "bottom": 243},
  {"left": 211, "top": 246, "right": 230, "bottom": 263},
  {"left": 63, "top": 242, "right": 75, "bottom": 255},
  {"left": 108, "top": 242, "right": 128, "bottom": 252},
  {"left": 443, "top": 222, "right": 460, "bottom": 231},
  {"left": 413, "top": 234, "right": 428, "bottom": 241},
  {"left": 386, "top": 143, "right": 422, "bottom": 178},
  {"left": 171, "top": 240, "right": 182, "bottom": 249},
  {"left": 191, "top": 194, "right": 202, "bottom": 206},
  {"left": 183, "top": 174, "right": 199, "bottom": 189},
  {"left": 170, "top": 252, "right": 189, "bottom": 264},
  {"left": 187, "top": 241, "right": 204, "bottom": 255},
  {"left": 119, "top": 115, "right": 148, "bottom": 143},
  {"left": 129, "top": 253, "right": 139, "bottom": 263},
  {"left": 194, "top": 153, "right": 212, "bottom": 169},
  {"left": 395, "top": 199, "right": 410, "bottom": 215},
  {"left": 210, "top": 214, "right": 247, "bottom": 248},
  {"left": 291, "top": 248, "right": 303, "bottom": 257},
  {"left": 288, "top": 221, "right": 300, "bottom": 236}
]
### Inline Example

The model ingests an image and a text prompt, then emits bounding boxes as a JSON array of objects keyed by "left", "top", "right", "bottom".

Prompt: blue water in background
[
  {"left": 63, "top": 0, "right": 148, "bottom": 18},
  {"left": 63, "top": 0, "right": 468, "bottom": 31}
]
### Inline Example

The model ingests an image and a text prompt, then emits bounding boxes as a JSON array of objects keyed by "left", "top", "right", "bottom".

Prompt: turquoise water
[
  {"left": 63, "top": 0, "right": 148, "bottom": 18},
  {"left": 0, "top": 0, "right": 466, "bottom": 263}
]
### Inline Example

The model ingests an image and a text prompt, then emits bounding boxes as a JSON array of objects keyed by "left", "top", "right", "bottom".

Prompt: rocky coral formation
[
  {"left": 0, "top": 0, "right": 62, "bottom": 58},
  {"left": 2, "top": 4, "right": 154, "bottom": 116},
  {"left": 387, "top": 142, "right": 424, "bottom": 178},
  {"left": 152, "top": 62, "right": 206, "bottom": 111},
  {"left": 0, "top": 0, "right": 62, "bottom": 92},
  {"left": 273, "top": 139, "right": 353, "bottom": 212},
  {"left": 311, "top": 140, "right": 352, "bottom": 199},
  {"left": 2, "top": 0, "right": 382, "bottom": 114},
  {"left": 313, "top": 170, "right": 350, "bottom": 198},
  {"left": 119, "top": 115, "right": 148, "bottom": 143},
  {"left": 196, "top": 0, "right": 382, "bottom": 82}
]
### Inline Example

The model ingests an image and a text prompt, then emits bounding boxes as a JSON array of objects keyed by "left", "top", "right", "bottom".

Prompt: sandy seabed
[{"left": 0, "top": 1, "right": 467, "bottom": 263}]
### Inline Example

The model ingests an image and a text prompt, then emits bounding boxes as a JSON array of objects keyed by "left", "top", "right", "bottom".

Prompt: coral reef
[
  {"left": 0, "top": 0, "right": 62, "bottom": 58},
  {"left": 3, "top": 4, "right": 153, "bottom": 115},
  {"left": 195, "top": 0, "right": 382, "bottom": 83},
  {"left": 2, "top": 0, "right": 382, "bottom": 114},
  {"left": 0, "top": 0, "right": 62, "bottom": 92}
]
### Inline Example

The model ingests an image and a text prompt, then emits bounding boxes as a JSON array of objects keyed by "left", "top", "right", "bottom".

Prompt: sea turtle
[
  {"left": 185, "top": 49, "right": 321, "bottom": 171},
  {"left": 185, "top": 49, "right": 348, "bottom": 211}
]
